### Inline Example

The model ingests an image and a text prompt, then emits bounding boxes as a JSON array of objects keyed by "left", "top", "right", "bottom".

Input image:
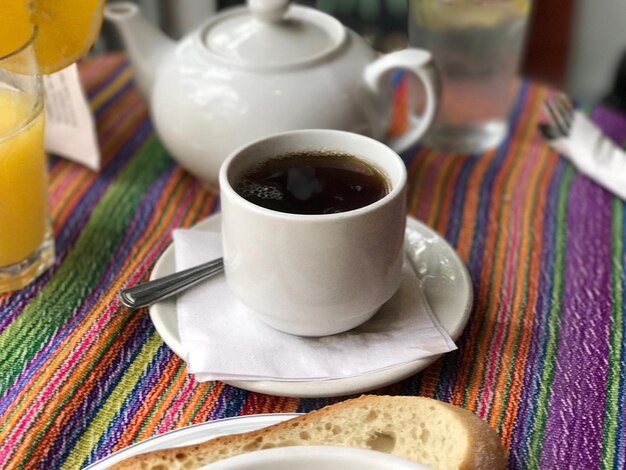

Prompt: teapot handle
[{"left": 364, "top": 49, "right": 440, "bottom": 154}]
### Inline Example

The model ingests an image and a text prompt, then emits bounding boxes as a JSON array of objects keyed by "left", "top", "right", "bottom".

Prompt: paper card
[{"left": 43, "top": 63, "right": 101, "bottom": 171}]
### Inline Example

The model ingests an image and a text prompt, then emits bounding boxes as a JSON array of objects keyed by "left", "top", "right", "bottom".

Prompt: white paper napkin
[
  {"left": 549, "top": 111, "right": 626, "bottom": 200},
  {"left": 173, "top": 229, "right": 457, "bottom": 382}
]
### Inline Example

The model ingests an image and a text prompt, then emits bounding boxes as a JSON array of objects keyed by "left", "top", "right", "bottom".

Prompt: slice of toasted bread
[{"left": 109, "top": 395, "right": 508, "bottom": 470}]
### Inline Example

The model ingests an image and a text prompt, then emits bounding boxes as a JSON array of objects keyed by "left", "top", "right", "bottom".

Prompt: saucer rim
[{"left": 149, "top": 214, "right": 472, "bottom": 398}]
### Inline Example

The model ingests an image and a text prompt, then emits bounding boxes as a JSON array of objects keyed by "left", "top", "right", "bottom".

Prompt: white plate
[
  {"left": 150, "top": 214, "right": 472, "bottom": 397},
  {"left": 206, "top": 446, "right": 432, "bottom": 470},
  {"left": 85, "top": 414, "right": 299, "bottom": 470}
]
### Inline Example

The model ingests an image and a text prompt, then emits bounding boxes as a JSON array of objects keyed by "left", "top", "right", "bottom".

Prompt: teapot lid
[{"left": 202, "top": 0, "right": 346, "bottom": 69}]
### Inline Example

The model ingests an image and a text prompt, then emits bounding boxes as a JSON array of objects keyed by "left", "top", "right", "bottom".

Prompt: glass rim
[
  {"left": 0, "top": 25, "right": 37, "bottom": 63},
  {"left": 0, "top": 25, "right": 43, "bottom": 142}
]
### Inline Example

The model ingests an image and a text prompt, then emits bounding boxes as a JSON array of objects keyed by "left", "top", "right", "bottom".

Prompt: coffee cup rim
[{"left": 219, "top": 129, "right": 407, "bottom": 220}]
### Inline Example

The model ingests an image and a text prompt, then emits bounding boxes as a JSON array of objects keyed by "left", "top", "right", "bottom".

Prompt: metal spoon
[{"left": 119, "top": 257, "right": 224, "bottom": 309}]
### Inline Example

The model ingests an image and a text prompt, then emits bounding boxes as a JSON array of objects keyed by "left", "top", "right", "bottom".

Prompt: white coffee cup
[{"left": 219, "top": 129, "right": 407, "bottom": 337}]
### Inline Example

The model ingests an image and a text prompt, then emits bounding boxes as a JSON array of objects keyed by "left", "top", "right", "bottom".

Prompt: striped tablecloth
[{"left": 1, "top": 54, "right": 625, "bottom": 469}]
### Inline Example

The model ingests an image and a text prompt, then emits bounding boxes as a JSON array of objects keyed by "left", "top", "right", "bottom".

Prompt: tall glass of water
[
  {"left": 0, "top": 30, "right": 54, "bottom": 293},
  {"left": 409, "top": 0, "right": 532, "bottom": 153}
]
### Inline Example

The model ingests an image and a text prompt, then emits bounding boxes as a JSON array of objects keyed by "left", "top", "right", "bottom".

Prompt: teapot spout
[{"left": 104, "top": 2, "right": 175, "bottom": 98}]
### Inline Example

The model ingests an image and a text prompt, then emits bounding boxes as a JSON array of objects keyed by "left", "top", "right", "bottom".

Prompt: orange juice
[{"left": 0, "top": 87, "right": 47, "bottom": 267}]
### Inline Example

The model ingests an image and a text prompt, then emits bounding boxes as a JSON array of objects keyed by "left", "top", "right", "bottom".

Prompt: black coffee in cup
[{"left": 234, "top": 151, "right": 390, "bottom": 215}]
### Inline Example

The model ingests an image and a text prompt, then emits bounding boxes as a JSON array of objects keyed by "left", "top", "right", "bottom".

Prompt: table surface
[{"left": 1, "top": 54, "right": 626, "bottom": 470}]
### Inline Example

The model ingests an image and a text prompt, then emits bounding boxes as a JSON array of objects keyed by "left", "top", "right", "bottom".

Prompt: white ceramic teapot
[{"left": 105, "top": 0, "right": 439, "bottom": 188}]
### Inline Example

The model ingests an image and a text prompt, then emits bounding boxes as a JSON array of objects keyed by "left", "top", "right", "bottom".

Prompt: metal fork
[
  {"left": 541, "top": 93, "right": 621, "bottom": 170},
  {"left": 542, "top": 94, "right": 575, "bottom": 139}
]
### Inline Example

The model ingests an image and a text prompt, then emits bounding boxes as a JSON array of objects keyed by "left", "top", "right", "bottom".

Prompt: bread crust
[{"left": 108, "top": 395, "right": 508, "bottom": 470}]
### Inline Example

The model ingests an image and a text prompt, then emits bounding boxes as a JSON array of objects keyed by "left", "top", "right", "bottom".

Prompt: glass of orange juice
[{"left": 0, "top": 29, "right": 54, "bottom": 293}]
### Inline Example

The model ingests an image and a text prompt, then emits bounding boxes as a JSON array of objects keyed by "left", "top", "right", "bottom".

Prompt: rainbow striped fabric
[{"left": 1, "top": 54, "right": 625, "bottom": 469}]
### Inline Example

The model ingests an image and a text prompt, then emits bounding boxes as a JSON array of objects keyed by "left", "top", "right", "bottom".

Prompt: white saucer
[
  {"left": 149, "top": 214, "right": 472, "bottom": 398},
  {"left": 85, "top": 414, "right": 299, "bottom": 470}
]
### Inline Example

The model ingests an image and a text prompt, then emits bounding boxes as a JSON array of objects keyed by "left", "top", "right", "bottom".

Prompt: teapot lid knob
[{"left": 249, "top": 0, "right": 290, "bottom": 23}]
